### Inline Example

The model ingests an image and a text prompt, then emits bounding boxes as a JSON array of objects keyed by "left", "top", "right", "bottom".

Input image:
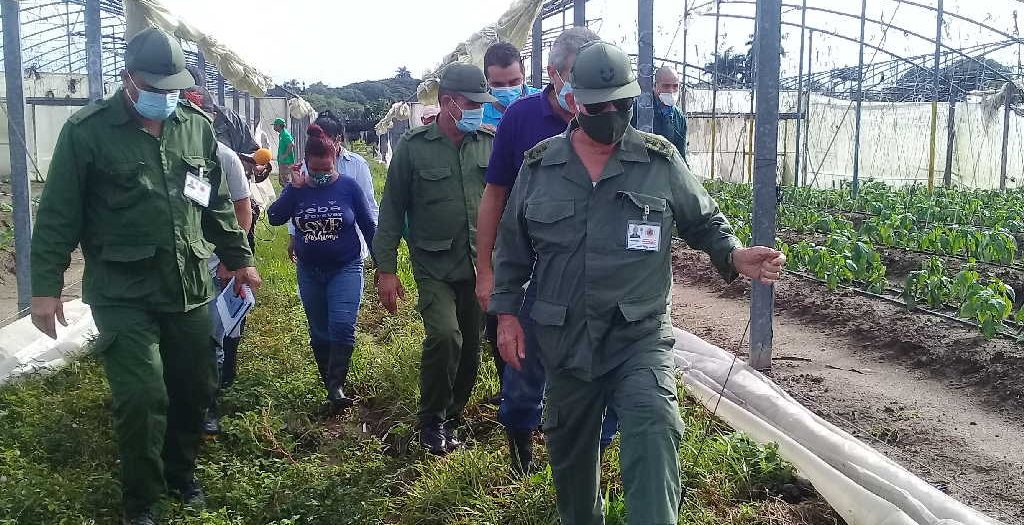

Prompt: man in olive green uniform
[
  {"left": 490, "top": 42, "right": 785, "bottom": 524},
  {"left": 373, "top": 64, "right": 496, "bottom": 455},
  {"left": 29, "top": 28, "right": 261, "bottom": 525}
]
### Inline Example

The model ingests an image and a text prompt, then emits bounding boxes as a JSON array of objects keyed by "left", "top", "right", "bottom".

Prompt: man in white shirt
[{"left": 205, "top": 142, "right": 253, "bottom": 435}]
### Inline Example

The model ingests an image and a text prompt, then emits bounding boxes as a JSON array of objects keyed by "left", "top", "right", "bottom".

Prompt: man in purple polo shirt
[{"left": 475, "top": 26, "right": 618, "bottom": 475}]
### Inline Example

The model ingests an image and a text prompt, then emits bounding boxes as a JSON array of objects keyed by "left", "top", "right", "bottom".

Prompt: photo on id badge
[{"left": 626, "top": 220, "right": 660, "bottom": 251}]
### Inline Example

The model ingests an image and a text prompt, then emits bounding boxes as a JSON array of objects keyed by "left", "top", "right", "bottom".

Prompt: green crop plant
[
  {"left": 904, "top": 257, "right": 951, "bottom": 309},
  {"left": 960, "top": 280, "right": 1016, "bottom": 339}
]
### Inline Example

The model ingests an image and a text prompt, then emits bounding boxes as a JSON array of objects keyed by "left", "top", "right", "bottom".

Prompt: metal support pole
[
  {"left": 531, "top": 15, "right": 543, "bottom": 88},
  {"left": 681, "top": 2, "right": 689, "bottom": 114},
  {"left": 1000, "top": 84, "right": 1012, "bottom": 191},
  {"left": 749, "top": 0, "right": 783, "bottom": 370},
  {"left": 802, "top": 30, "right": 814, "bottom": 185},
  {"left": 3, "top": 0, "right": 33, "bottom": 313},
  {"left": 852, "top": 0, "right": 867, "bottom": 197},
  {"left": 244, "top": 92, "right": 252, "bottom": 127},
  {"left": 943, "top": 101, "right": 955, "bottom": 186},
  {"left": 637, "top": 0, "right": 655, "bottom": 133},
  {"left": 710, "top": 0, "right": 722, "bottom": 179},
  {"left": 254, "top": 97, "right": 261, "bottom": 127},
  {"left": 574, "top": 0, "right": 586, "bottom": 26},
  {"left": 217, "top": 73, "right": 226, "bottom": 106},
  {"left": 85, "top": 0, "right": 103, "bottom": 101},
  {"left": 927, "top": 0, "right": 943, "bottom": 190},
  {"left": 793, "top": 0, "right": 807, "bottom": 186}
]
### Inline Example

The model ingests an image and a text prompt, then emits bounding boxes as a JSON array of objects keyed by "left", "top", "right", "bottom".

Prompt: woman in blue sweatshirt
[{"left": 268, "top": 124, "right": 376, "bottom": 411}]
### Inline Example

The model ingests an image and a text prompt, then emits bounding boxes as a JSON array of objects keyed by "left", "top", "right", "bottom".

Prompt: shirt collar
[{"left": 542, "top": 120, "right": 649, "bottom": 165}]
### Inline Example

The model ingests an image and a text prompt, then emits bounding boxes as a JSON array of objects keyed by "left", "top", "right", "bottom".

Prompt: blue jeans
[
  {"left": 297, "top": 259, "right": 364, "bottom": 347},
  {"left": 499, "top": 294, "right": 619, "bottom": 448}
]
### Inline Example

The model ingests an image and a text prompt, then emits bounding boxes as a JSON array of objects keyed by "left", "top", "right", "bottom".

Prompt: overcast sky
[{"left": 168, "top": 0, "right": 1024, "bottom": 87}]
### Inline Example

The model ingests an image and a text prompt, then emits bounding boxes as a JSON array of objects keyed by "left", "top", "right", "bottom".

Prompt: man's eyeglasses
[{"left": 582, "top": 98, "right": 633, "bottom": 115}]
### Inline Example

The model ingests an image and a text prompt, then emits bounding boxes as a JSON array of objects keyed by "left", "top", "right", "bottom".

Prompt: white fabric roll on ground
[
  {"left": 0, "top": 300, "right": 97, "bottom": 386},
  {"left": 673, "top": 327, "right": 1004, "bottom": 525}
]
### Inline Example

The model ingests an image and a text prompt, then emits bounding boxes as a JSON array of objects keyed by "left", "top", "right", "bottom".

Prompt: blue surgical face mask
[
  {"left": 451, "top": 100, "right": 483, "bottom": 133},
  {"left": 127, "top": 73, "right": 178, "bottom": 121},
  {"left": 491, "top": 84, "right": 524, "bottom": 109},
  {"left": 554, "top": 71, "right": 573, "bottom": 112}
]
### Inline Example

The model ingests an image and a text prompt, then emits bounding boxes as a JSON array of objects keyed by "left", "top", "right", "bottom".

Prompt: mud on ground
[{"left": 671, "top": 241, "right": 1024, "bottom": 523}]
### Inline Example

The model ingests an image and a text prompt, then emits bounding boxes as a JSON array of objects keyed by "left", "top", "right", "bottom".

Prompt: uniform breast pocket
[
  {"left": 416, "top": 167, "right": 455, "bottom": 206},
  {"left": 100, "top": 162, "right": 147, "bottom": 209},
  {"left": 525, "top": 200, "right": 576, "bottom": 250},
  {"left": 617, "top": 191, "right": 672, "bottom": 251}
]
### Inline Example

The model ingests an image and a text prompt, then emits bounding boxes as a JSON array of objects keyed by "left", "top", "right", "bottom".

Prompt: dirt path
[{"left": 671, "top": 247, "right": 1024, "bottom": 525}]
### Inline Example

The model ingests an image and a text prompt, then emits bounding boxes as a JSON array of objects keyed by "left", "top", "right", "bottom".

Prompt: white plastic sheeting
[
  {"left": 682, "top": 88, "right": 1024, "bottom": 189},
  {"left": 673, "top": 327, "right": 1004, "bottom": 525},
  {"left": 414, "top": 0, "right": 544, "bottom": 106},
  {"left": 0, "top": 300, "right": 96, "bottom": 386},
  {"left": 124, "top": 0, "right": 273, "bottom": 95}
]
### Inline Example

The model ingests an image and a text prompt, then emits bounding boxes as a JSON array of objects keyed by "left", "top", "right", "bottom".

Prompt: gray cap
[
  {"left": 124, "top": 28, "right": 195, "bottom": 90},
  {"left": 439, "top": 63, "right": 498, "bottom": 104},
  {"left": 570, "top": 41, "right": 641, "bottom": 104}
]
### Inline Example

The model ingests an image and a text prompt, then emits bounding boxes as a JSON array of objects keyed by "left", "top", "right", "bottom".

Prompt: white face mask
[{"left": 658, "top": 92, "right": 678, "bottom": 107}]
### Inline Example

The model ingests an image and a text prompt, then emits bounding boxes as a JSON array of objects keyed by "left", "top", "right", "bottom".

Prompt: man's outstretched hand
[{"left": 732, "top": 246, "right": 786, "bottom": 284}]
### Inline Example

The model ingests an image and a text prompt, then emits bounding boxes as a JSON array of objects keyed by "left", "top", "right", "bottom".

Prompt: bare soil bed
[{"left": 671, "top": 241, "right": 1024, "bottom": 524}]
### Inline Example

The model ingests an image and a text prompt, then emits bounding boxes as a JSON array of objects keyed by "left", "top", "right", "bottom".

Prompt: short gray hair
[
  {"left": 655, "top": 66, "right": 679, "bottom": 83},
  {"left": 548, "top": 26, "right": 601, "bottom": 73}
]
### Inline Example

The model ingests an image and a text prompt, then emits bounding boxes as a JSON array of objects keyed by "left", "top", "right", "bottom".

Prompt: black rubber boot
[
  {"left": 420, "top": 419, "right": 448, "bottom": 456},
  {"left": 326, "top": 343, "right": 355, "bottom": 412},
  {"left": 506, "top": 429, "right": 534, "bottom": 475},
  {"left": 442, "top": 418, "right": 464, "bottom": 452},
  {"left": 169, "top": 476, "right": 206, "bottom": 508}
]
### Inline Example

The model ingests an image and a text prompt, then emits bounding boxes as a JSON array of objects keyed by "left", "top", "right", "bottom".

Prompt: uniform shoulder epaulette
[
  {"left": 477, "top": 126, "right": 496, "bottom": 137},
  {"left": 67, "top": 98, "right": 108, "bottom": 124},
  {"left": 180, "top": 99, "right": 214, "bottom": 123},
  {"left": 402, "top": 125, "right": 431, "bottom": 141},
  {"left": 637, "top": 130, "right": 678, "bottom": 158},
  {"left": 524, "top": 137, "right": 556, "bottom": 165}
]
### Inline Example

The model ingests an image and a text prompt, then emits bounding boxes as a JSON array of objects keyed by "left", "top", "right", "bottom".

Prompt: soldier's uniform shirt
[
  {"left": 29, "top": 90, "right": 252, "bottom": 514},
  {"left": 31, "top": 89, "right": 253, "bottom": 308},
  {"left": 373, "top": 122, "right": 493, "bottom": 281},
  {"left": 490, "top": 123, "right": 739, "bottom": 381},
  {"left": 372, "top": 121, "right": 494, "bottom": 425}
]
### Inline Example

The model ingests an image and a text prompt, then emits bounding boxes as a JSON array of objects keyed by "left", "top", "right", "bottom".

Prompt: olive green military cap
[
  {"left": 439, "top": 63, "right": 497, "bottom": 103},
  {"left": 570, "top": 41, "right": 641, "bottom": 104},
  {"left": 125, "top": 27, "right": 195, "bottom": 90}
]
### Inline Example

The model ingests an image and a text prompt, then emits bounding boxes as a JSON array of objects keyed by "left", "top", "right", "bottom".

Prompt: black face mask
[{"left": 576, "top": 107, "right": 633, "bottom": 145}]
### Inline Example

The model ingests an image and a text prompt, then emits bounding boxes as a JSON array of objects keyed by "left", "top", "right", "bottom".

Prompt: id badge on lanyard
[
  {"left": 184, "top": 167, "right": 211, "bottom": 207},
  {"left": 626, "top": 204, "right": 660, "bottom": 251}
]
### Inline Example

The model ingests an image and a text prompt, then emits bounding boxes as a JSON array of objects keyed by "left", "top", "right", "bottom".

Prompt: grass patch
[{"left": 0, "top": 150, "right": 835, "bottom": 525}]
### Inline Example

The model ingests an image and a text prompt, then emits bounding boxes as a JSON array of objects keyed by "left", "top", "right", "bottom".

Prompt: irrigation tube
[{"left": 672, "top": 327, "right": 1005, "bottom": 525}]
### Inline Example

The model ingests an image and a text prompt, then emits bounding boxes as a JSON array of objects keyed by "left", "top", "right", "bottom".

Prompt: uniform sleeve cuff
[
  {"left": 488, "top": 290, "right": 524, "bottom": 316},
  {"left": 31, "top": 278, "right": 62, "bottom": 298},
  {"left": 220, "top": 253, "right": 255, "bottom": 271},
  {"left": 714, "top": 244, "right": 742, "bottom": 283}
]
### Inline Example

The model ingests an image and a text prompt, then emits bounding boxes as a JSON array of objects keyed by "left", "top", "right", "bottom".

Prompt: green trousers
[
  {"left": 543, "top": 344, "right": 684, "bottom": 525},
  {"left": 91, "top": 305, "right": 217, "bottom": 514},
  {"left": 415, "top": 278, "right": 482, "bottom": 426}
]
